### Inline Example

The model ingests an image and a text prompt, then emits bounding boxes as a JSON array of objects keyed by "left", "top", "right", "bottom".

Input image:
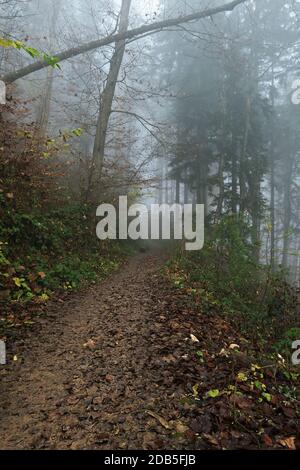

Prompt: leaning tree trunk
[
  {"left": 1, "top": 1, "right": 247, "bottom": 84},
  {"left": 91, "top": 0, "right": 132, "bottom": 197}
]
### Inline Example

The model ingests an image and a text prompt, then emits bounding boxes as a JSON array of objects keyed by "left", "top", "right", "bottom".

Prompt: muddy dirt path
[
  {"left": 1, "top": 251, "right": 299, "bottom": 450},
  {"left": 0, "top": 251, "right": 181, "bottom": 450}
]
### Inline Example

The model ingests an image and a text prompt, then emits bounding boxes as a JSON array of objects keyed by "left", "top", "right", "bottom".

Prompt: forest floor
[{"left": 0, "top": 250, "right": 299, "bottom": 450}]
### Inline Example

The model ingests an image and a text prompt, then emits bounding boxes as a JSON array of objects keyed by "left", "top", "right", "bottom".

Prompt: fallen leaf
[
  {"left": 96, "top": 432, "right": 109, "bottom": 443},
  {"left": 146, "top": 410, "right": 171, "bottom": 429},
  {"left": 279, "top": 437, "right": 296, "bottom": 450},
  {"left": 174, "top": 421, "right": 189, "bottom": 433},
  {"left": 282, "top": 407, "right": 296, "bottom": 419},
  {"left": 203, "top": 433, "right": 219, "bottom": 446},
  {"left": 206, "top": 389, "right": 220, "bottom": 398},
  {"left": 83, "top": 339, "right": 95, "bottom": 349},
  {"left": 192, "top": 383, "right": 199, "bottom": 398},
  {"left": 142, "top": 432, "right": 158, "bottom": 450},
  {"left": 262, "top": 392, "right": 272, "bottom": 403},
  {"left": 161, "top": 354, "right": 176, "bottom": 364},
  {"left": 190, "top": 334, "right": 199, "bottom": 343},
  {"left": 105, "top": 374, "right": 114, "bottom": 383},
  {"left": 236, "top": 372, "right": 248, "bottom": 382},
  {"left": 219, "top": 348, "right": 230, "bottom": 357},
  {"left": 170, "top": 320, "right": 181, "bottom": 330},
  {"left": 230, "top": 394, "right": 252, "bottom": 410},
  {"left": 262, "top": 433, "right": 273, "bottom": 446},
  {"left": 190, "top": 415, "right": 213, "bottom": 434}
]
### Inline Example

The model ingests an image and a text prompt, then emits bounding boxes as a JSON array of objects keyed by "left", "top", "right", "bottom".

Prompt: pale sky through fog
[
  {"left": 112, "top": 0, "right": 161, "bottom": 20},
  {"left": 134, "top": 0, "right": 161, "bottom": 15}
]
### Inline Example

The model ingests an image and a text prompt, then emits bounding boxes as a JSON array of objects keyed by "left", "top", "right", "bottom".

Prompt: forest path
[
  {"left": 1, "top": 251, "right": 298, "bottom": 450},
  {"left": 0, "top": 251, "right": 192, "bottom": 450}
]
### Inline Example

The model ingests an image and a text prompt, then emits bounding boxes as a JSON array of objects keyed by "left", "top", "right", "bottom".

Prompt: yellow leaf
[
  {"left": 192, "top": 383, "right": 199, "bottom": 398},
  {"left": 39, "top": 293, "right": 49, "bottom": 302},
  {"left": 13, "top": 277, "right": 22, "bottom": 287},
  {"left": 0, "top": 38, "right": 14, "bottom": 48},
  {"left": 279, "top": 437, "right": 296, "bottom": 450},
  {"left": 236, "top": 372, "right": 248, "bottom": 382}
]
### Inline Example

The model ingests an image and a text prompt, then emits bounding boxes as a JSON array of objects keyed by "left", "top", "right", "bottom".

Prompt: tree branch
[{"left": 2, "top": 0, "right": 247, "bottom": 83}]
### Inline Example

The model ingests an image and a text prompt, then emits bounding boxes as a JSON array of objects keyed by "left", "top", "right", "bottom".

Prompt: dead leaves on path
[
  {"left": 147, "top": 276, "right": 300, "bottom": 450},
  {"left": 146, "top": 411, "right": 171, "bottom": 430},
  {"left": 2, "top": 254, "right": 299, "bottom": 451},
  {"left": 146, "top": 410, "right": 189, "bottom": 440}
]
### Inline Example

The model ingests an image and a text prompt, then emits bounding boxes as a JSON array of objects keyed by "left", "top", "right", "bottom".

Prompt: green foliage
[
  {"left": 273, "top": 327, "right": 300, "bottom": 357},
  {"left": 171, "top": 214, "right": 261, "bottom": 312},
  {"left": 0, "top": 38, "right": 61, "bottom": 69},
  {"left": 206, "top": 389, "right": 220, "bottom": 398},
  {"left": 0, "top": 202, "right": 124, "bottom": 303},
  {"left": 0, "top": 117, "right": 127, "bottom": 337},
  {"left": 167, "top": 214, "right": 299, "bottom": 345}
]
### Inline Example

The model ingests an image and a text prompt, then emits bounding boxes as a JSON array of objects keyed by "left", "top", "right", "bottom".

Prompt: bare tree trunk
[
  {"left": 296, "top": 236, "right": 300, "bottom": 286},
  {"left": 157, "top": 158, "right": 164, "bottom": 203},
  {"left": 196, "top": 153, "right": 207, "bottom": 214},
  {"left": 240, "top": 95, "right": 251, "bottom": 213},
  {"left": 91, "top": 0, "right": 131, "bottom": 196},
  {"left": 36, "top": 67, "right": 54, "bottom": 139},
  {"left": 282, "top": 149, "right": 294, "bottom": 270},
  {"left": 231, "top": 132, "right": 238, "bottom": 214},
  {"left": 269, "top": 62, "right": 276, "bottom": 271},
  {"left": 215, "top": 68, "right": 227, "bottom": 220},
  {"left": 36, "top": 0, "right": 61, "bottom": 140}
]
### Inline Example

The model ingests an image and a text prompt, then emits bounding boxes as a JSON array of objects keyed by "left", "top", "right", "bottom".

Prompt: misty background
[{"left": 1, "top": 0, "right": 300, "bottom": 282}]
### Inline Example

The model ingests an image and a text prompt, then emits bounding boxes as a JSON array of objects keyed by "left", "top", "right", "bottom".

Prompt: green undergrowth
[
  {"left": 166, "top": 215, "right": 299, "bottom": 360},
  {"left": 0, "top": 202, "right": 131, "bottom": 338},
  {"left": 0, "top": 116, "right": 134, "bottom": 339}
]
